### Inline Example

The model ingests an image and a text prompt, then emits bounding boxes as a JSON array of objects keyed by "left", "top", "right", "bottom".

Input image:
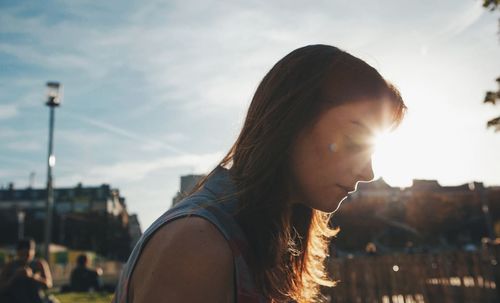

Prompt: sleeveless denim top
[{"left": 113, "top": 166, "right": 267, "bottom": 303}]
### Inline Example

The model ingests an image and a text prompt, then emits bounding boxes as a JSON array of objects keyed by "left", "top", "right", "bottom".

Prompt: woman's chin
[{"left": 310, "top": 196, "right": 346, "bottom": 213}]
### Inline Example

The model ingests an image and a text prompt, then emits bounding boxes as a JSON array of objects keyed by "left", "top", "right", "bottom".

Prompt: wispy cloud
[
  {"left": 0, "top": 155, "right": 41, "bottom": 167},
  {"left": 0, "top": 43, "right": 102, "bottom": 76},
  {"left": 0, "top": 127, "right": 40, "bottom": 139},
  {"left": 5, "top": 0, "right": 481, "bottom": 118},
  {"left": 64, "top": 111, "right": 185, "bottom": 154},
  {"left": 6, "top": 140, "right": 42, "bottom": 152},
  {"left": 0, "top": 168, "right": 31, "bottom": 179},
  {"left": 436, "top": 0, "right": 485, "bottom": 39},
  {"left": 62, "top": 151, "right": 223, "bottom": 184},
  {"left": 0, "top": 104, "right": 18, "bottom": 119}
]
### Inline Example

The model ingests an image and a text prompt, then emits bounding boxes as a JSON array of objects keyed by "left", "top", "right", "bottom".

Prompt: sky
[{"left": 1, "top": 0, "right": 499, "bottom": 229}]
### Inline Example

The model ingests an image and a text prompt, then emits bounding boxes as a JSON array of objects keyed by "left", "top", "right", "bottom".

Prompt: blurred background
[{"left": 0, "top": 0, "right": 499, "bottom": 302}]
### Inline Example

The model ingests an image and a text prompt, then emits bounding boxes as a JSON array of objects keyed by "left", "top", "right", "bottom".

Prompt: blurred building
[
  {"left": 172, "top": 174, "right": 205, "bottom": 206},
  {"left": 332, "top": 178, "right": 500, "bottom": 255},
  {"left": 0, "top": 182, "right": 142, "bottom": 261},
  {"left": 128, "top": 214, "right": 142, "bottom": 249}
]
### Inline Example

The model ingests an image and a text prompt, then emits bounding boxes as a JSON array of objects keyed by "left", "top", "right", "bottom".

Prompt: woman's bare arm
[
  {"left": 33, "top": 259, "right": 53, "bottom": 289},
  {"left": 129, "top": 216, "right": 234, "bottom": 303}
]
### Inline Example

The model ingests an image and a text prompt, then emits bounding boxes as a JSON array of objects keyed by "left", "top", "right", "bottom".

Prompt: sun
[{"left": 372, "top": 130, "right": 413, "bottom": 187}]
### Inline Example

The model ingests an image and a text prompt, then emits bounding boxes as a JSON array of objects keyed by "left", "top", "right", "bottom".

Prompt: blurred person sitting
[
  {"left": 70, "top": 254, "right": 100, "bottom": 292},
  {"left": 365, "top": 242, "right": 378, "bottom": 256},
  {"left": 0, "top": 238, "right": 54, "bottom": 303},
  {"left": 404, "top": 241, "right": 415, "bottom": 254}
]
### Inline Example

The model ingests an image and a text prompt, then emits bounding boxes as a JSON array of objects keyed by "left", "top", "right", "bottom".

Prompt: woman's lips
[{"left": 337, "top": 184, "right": 355, "bottom": 194}]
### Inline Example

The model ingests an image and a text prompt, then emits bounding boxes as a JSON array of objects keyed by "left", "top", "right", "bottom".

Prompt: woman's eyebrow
[{"left": 350, "top": 120, "right": 374, "bottom": 135}]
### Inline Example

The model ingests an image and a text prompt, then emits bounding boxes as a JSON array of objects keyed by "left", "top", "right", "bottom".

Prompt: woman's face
[{"left": 289, "top": 98, "right": 395, "bottom": 213}]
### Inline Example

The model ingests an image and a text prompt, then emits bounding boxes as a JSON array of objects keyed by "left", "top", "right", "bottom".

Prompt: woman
[
  {"left": 113, "top": 44, "right": 406, "bottom": 303},
  {"left": 0, "top": 238, "right": 54, "bottom": 303}
]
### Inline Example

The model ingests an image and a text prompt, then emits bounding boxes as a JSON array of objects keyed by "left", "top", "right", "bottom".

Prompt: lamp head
[{"left": 46, "top": 82, "right": 62, "bottom": 107}]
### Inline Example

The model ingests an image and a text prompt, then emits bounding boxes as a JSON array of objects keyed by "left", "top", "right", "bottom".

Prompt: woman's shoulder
[
  {"left": 145, "top": 216, "right": 233, "bottom": 257},
  {"left": 129, "top": 216, "right": 234, "bottom": 303}
]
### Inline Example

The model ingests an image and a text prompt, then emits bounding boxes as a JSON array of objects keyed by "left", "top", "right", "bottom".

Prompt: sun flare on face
[{"left": 372, "top": 130, "right": 413, "bottom": 187}]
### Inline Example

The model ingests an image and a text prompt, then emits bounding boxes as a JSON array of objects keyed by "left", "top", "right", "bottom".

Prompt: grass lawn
[{"left": 54, "top": 292, "right": 114, "bottom": 303}]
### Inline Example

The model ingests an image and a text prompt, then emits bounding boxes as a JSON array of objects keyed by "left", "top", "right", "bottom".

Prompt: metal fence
[{"left": 325, "top": 248, "right": 500, "bottom": 303}]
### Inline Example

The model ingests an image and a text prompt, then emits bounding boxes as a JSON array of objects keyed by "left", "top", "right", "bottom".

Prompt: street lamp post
[
  {"left": 44, "top": 81, "right": 62, "bottom": 262},
  {"left": 17, "top": 209, "right": 25, "bottom": 240}
]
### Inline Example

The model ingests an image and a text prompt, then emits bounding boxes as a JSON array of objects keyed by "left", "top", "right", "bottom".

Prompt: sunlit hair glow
[{"left": 192, "top": 45, "right": 406, "bottom": 302}]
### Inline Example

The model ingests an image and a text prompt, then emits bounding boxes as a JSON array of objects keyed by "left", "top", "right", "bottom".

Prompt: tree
[
  {"left": 482, "top": 0, "right": 499, "bottom": 10},
  {"left": 481, "top": 1, "right": 500, "bottom": 131},
  {"left": 484, "top": 78, "right": 500, "bottom": 132}
]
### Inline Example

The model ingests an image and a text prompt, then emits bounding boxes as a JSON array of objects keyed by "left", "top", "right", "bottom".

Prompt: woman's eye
[
  {"left": 346, "top": 137, "right": 374, "bottom": 154},
  {"left": 348, "top": 143, "right": 365, "bottom": 152}
]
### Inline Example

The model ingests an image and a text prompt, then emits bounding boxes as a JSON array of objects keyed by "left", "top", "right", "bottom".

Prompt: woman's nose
[{"left": 356, "top": 158, "right": 374, "bottom": 182}]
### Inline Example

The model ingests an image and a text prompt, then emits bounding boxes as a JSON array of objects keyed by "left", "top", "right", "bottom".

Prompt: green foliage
[
  {"left": 487, "top": 116, "right": 500, "bottom": 131},
  {"left": 483, "top": 0, "right": 500, "bottom": 10},
  {"left": 481, "top": 2, "right": 500, "bottom": 131},
  {"left": 54, "top": 292, "right": 114, "bottom": 303},
  {"left": 483, "top": 78, "right": 500, "bottom": 131}
]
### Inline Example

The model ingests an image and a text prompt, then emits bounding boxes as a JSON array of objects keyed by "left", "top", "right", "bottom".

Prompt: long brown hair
[{"left": 193, "top": 45, "right": 406, "bottom": 302}]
